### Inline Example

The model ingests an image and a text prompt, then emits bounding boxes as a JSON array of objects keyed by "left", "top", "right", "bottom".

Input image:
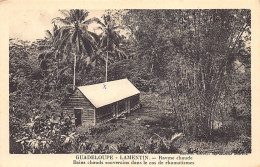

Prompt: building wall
[
  {"left": 61, "top": 89, "right": 95, "bottom": 127},
  {"left": 130, "top": 94, "right": 140, "bottom": 110},
  {"left": 95, "top": 93, "right": 140, "bottom": 124},
  {"left": 61, "top": 91, "right": 140, "bottom": 126},
  {"left": 95, "top": 104, "right": 114, "bottom": 124},
  {"left": 118, "top": 99, "right": 126, "bottom": 115}
]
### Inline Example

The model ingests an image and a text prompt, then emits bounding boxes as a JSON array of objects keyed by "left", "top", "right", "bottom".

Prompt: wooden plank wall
[
  {"left": 61, "top": 91, "right": 140, "bottom": 126},
  {"left": 95, "top": 104, "right": 114, "bottom": 123},
  {"left": 61, "top": 89, "right": 95, "bottom": 126}
]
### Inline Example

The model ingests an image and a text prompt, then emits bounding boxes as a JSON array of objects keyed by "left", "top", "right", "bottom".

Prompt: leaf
[
  {"left": 171, "top": 132, "right": 183, "bottom": 141},
  {"left": 63, "top": 137, "right": 70, "bottom": 145},
  {"left": 50, "top": 118, "right": 59, "bottom": 124},
  {"left": 86, "top": 56, "right": 91, "bottom": 65},
  {"left": 35, "top": 141, "right": 39, "bottom": 149},
  {"left": 41, "top": 141, "right": 46, "bottom": 146},
  {"left": 91, "top": 59, "right": 96, "bottom": 68},
  {"left": 61, "top": 135, "right": 67, "bottom": 138},
  {"left": 52, "top": 17, "right": 71, "bottom": 25},
  {"left": 16, "top": 137, "right": 28, "bottom": 143},
  {"left": 27, "top": 122, "right": 34, "bottom": 128}
]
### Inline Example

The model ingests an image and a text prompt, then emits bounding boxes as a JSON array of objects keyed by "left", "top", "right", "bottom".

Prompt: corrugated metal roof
[{"left": 78, "top": 78, "right": 140, "bottom": 108}]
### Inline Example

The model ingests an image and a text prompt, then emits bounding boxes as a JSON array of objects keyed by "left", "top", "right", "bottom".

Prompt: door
[{"left": 74, "top": 108, "right": 82, "bottom": 127}]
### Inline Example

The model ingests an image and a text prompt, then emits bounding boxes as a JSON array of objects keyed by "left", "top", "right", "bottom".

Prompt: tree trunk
[
  {"left": 106, "top": 37, "right": 109, "bottom": 82},
  {"left": 73, "top": 53, "right": 76, "bottom": 91},
  {"left": 56, "top": 58, "right": 59, "bottom": 90}
]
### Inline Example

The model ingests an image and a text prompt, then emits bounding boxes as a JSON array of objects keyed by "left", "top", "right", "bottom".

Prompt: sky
[{"left": 9, "top": 9, "right": 105, "bottom": 42}]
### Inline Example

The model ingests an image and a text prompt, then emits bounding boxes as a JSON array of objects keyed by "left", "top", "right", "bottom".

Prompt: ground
[
  {"left": 88, "top": 105, "right": 175, "bottom": 146},
  {"left": 74, "top": 92, "right": 250, "bottom": 154}
]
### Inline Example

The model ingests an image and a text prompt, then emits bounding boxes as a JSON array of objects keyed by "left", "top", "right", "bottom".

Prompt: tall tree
[
  {"left": 94, "top": 12, "right": 125, "bottom": 82},
  {"left": 52, "top": 9, "right": 99, "bottom": 90}
]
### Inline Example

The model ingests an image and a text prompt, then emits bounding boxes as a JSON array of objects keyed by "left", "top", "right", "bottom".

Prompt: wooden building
[{"left": 61, "top": 79, "right": 140, "bottom": 127}]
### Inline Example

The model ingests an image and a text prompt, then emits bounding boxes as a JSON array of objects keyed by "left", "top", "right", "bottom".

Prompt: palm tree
[
  {"left": 52, "top": 9, "right": 99, "bottom": 90},
  {"left": 94, "top": 13, "right": 126, "bottom": 82}
]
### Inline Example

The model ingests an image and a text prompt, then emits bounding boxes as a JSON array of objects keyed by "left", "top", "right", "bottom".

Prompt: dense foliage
[
  {"left": 10, "top": 9, "right": 251, "bottom": 154},
  {"left": 119, "top": 9, "right": 251, "bottom": 139}
]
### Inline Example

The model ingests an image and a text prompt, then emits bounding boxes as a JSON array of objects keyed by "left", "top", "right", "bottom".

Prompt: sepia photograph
[{"left": 9, "top": 9, "right": 251, "bottom": 155}]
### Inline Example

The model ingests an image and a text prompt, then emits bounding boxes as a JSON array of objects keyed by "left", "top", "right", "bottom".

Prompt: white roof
[{"left": 78, "top": 78, "right": 140, "bottom": 108}]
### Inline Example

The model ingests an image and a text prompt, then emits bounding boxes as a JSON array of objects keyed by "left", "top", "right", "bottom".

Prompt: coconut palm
[
  {"left": 94, "top": 13, "right": 126, "bottom": 82},
  {"left": 52, "top": 9, "right": 99, "bottom": 90}
]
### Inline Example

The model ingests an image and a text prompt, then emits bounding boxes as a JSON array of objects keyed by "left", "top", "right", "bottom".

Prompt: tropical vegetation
[{"left": 10, "top": 9, "right": 251, "bottom": 154}]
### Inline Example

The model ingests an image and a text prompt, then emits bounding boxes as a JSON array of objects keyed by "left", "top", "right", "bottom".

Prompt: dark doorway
[{"left": 74, "top": 108, "right": 82, "bottom": 127}]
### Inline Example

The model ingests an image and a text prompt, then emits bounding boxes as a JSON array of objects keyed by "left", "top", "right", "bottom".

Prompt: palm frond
[
  {"left": 86, "top": 31, "right": 100, "bottom": 43},
  {"left": 90, "top": 51, "right": 99, "bottom": 62},
  {"left": 115, "top": 47, "right": 127, "bottom": 59},
  {"left": 63, "top": 41, "right": 72, "bottom": 53},
  {"left": 38, "top": 50, "right": 55, "bottom": 62},
  {"left": 54, "top": 31, "right": 71, "bottom": 51},
  {"left": 45, "top": 30, "right": 53, "bottom": 39},
  {"left": 88, "top": 17, "right": 106, "bottom": 27},
  {"left": 69, "top": 10, "right": 78, "bottom": 23},
  {"left": 100, "top": 36, "right": 107, "bottom": 48},
  {"left": 111, "top": 25, "right": 125, "bottom": 30},
  {"left": 70, "top": 31, "right": 77, "bottom": 44},
  {"left": 103, "top": 15, "right": 108, "bottom": 26},
  {"left": 79, "top": 10, "right": 90, "bottom": 23},
  {"left": 52, "top": 17, "right": 71, "bottom": 25},
  {"left": 80, "top": 35, "right": 94, "bottom": 56},
  {"left": 58, "top": 27, "right": 72, "bottom": 40},
  {"left": 58, "top": 10, "right": 71, "bottom": 17}
]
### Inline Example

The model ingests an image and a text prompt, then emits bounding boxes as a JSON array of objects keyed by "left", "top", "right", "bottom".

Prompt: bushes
[
  {"left": 177, "top": 136, "right": 251, "bottom": 155},
  {"left": 89, "top": 124, "right": 118, "bottom": 135},
  {"left": 10, "top": 100, "right": 251, "bottom": 154},
  {"left": 11, "top": 106, "right": 185, "bottom": 154},
  {"left": 11, "top": 110, "right": 72, "bottom": 154}
]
